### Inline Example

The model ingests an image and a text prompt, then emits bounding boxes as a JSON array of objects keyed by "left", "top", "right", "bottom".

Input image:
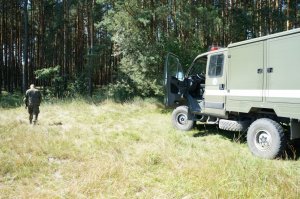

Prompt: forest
[{"left": 1, "top": 0, "right": 300, "bottom": 100}]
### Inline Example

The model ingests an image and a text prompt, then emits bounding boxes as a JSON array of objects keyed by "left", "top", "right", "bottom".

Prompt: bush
[
  {"left": 67, "top": 75, "right": 89, "bottom": 97},
  {"left": 0, "top": 91, "right": 23, "bottom": 108},
  {"left": 106, "top": 81, "right": 135, "bottom": 102},
  {"left": 35, "top": 65, "right": 64, "bottom": 98}
]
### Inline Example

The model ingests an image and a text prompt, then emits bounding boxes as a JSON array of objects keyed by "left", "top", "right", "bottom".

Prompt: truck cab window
[
  {"left": 188, "top": 57, "right": 207, "bottom": 76},
  {"left": 186, "top": 57, "right": 207, "bottom": 98},
  {"left": 208, "top": 54, "right": 224, "bottom": 77}
]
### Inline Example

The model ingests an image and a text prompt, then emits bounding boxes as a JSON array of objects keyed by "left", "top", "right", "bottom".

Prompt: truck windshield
[{"left": 186, "top": 56, "right": 207, "bottom": 77}]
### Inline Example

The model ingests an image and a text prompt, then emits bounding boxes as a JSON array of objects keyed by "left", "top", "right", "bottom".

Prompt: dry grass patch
[{"left": 0, "top": 99, "right": 299, "bottom": 198}]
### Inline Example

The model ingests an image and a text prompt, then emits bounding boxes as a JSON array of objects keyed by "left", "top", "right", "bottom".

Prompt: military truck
[{"left": 164, "top": 28, "right": 300, "bottom": 159}]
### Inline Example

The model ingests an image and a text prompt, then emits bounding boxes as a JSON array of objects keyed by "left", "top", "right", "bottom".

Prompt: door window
[
  {"left": 165, "top": 54, "right": 184, "bottom": 81},
  {"left": 187, "top": 57, "right": 207, "bottom": 76},
  {"left": 208, "top": 54, "right": 224, "bottom": 77}
]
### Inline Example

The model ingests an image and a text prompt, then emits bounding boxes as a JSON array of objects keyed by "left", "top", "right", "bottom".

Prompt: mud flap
[{"left": 290, "top": 119, "right": 300, "bottom": 140}]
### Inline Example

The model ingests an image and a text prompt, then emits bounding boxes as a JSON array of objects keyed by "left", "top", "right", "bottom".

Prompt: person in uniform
[{"left": 24, "top": 84, "right": 42, "bottom": 124}]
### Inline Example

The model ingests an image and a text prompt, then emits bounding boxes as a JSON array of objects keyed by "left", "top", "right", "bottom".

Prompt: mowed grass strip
[{"left": 0, "top": 99, "right": 299, "bottom": 198}]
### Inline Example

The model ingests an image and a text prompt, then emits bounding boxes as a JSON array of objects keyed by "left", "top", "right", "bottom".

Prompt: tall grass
[{"left": 0, "top": 98, "right": 299, "bottom": 198}]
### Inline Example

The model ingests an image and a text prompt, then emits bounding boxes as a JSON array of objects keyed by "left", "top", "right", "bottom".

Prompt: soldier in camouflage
[{"left": 24, "top": 84, "right": 42, "bottom": 124}]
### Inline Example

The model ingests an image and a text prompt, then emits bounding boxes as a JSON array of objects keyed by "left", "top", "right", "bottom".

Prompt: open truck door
[{"left": 164, "top": 53, "right": 185, "bottom": 107}]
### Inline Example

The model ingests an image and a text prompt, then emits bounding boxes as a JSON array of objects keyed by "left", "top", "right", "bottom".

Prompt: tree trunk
[
  {"left": 287, "top": 0, "right": 290, "bottom": 30},
  {"left": 87, "top": 0, "right": 95, "bottom": 97},
  {"left": 0, "top": 1, "right": 3, "bottom": 94},
  {"left": 22, "top": 0, "right": 28, "bottom": 93},
  {"left": 63, "top": 0, "right": 69, "bottom": 95}
]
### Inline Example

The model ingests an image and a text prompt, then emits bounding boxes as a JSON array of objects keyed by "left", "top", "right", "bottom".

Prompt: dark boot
[
  {"left": 29, "top": 114, "right": 33, "bottom": 124},
  {"left": 33, "top": 114, "right": 38, "bottom": 125}
]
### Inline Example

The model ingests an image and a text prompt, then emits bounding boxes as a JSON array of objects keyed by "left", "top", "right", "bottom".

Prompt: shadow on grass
[
  {"left": 193, "top": 124, "right": 247, "bottom": 143},
  {"left": 286, "top": 140, "right": 300, "bottom": 160},
  {"left": 192, "top": 124, "right": 300, "bottom": 160}
]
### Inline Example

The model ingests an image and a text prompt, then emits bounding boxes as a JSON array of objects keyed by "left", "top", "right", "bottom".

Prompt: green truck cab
[{"left": 164, "top": 28, "right": 300, "bottom": 159}]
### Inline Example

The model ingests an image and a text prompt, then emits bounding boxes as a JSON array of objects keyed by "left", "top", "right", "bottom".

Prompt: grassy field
[{"left": 0, "top": 98, "right": 299, "bottom": 198}]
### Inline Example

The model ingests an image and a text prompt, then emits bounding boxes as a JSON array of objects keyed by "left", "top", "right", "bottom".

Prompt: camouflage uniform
[{"left": 24, "top": 85, "right": 42, "bottom": 124}]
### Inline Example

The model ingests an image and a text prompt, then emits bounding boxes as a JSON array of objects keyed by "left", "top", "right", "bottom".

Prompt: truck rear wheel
[
  {"left": 172, "top": 106, "right": 194, "bottom": 131},
  {"left": 247, "top": 118, "right": 287, "bottom": 159}
]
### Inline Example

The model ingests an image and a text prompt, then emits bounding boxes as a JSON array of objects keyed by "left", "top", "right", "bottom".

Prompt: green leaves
[
  {"left": 35, "top": 65, "right": 61, "bottom": 81},
  {"left": 34, "top": 65, "right": 64, "bottom": 98},
  {"left": 137, "top": 17, "right": 150, "bottom": 26}
]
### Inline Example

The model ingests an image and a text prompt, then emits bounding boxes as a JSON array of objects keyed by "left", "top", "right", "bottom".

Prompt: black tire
[
  {"left": 219, "top": 119, "right": 250, "bottom": 132},
  {"left": 247, "top": 118, "right": 287, "bottom": 159},
  {"left": 171, "top": 106, "right": 195, "bottom": 131}
]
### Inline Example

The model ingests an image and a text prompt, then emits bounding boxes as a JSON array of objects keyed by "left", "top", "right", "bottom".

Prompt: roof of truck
[
  {"left": 193, "top": 48, "right": 227, "bottom": 61},
  {"left": 228, "top": 28, "right": 300, "bottom": 48}
]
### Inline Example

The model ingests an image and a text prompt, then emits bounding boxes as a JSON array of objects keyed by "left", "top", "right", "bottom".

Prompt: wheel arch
[{"left": 248, "top": 107, "right": 277, "bottom": 117}]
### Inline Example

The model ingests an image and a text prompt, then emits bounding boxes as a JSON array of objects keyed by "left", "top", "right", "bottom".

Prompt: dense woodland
[{"left": 1, "top": 0, "right": 300, "bottom": 99}]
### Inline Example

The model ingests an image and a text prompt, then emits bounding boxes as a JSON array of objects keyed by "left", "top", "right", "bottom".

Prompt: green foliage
[
  {"left": 35, "top": 65, "right": 64, "bottom": 98},
  {"left": 0, "top": 91, "right": 22, "bottom": 108},
  {"left": 101, "top": 6, "right": 164, "bottom": 99},
  {"left": 3, "top": 0, "right": 300, "bottom": 100},
  {"left": 67, "top": 74, "right": 89, "bottom": 96},
  {"left": 99, "top": 0, "right": 228, "bottom": 100},
  {"left": 163, "top": 37, "right": 204, "bottom": 70},
  {"left": 118, "top": 52, "right": 164, "bottom": 96},
  {"left": 106, "top": 81, "right": 135, "bottom": 102},
  {"left": 34, "top": 65, "right": 61, "bottom": 81}
]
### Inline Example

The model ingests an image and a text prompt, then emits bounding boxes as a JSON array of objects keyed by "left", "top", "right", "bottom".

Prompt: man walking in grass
[{"left": 24, "top": 84, "right": 42, "bottom": 124}]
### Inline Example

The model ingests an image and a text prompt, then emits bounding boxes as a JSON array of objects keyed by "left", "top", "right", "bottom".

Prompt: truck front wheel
[
  {"left": 172, "top": 106, "right": 195, "bottom": 131},
  {"left": 247, "top": 118, "right": 287, "bottom": 159}
]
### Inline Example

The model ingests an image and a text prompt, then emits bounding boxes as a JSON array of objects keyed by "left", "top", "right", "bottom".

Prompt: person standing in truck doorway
[{"left": 24, "top": 84, "right": 42, "bottom": 125}]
